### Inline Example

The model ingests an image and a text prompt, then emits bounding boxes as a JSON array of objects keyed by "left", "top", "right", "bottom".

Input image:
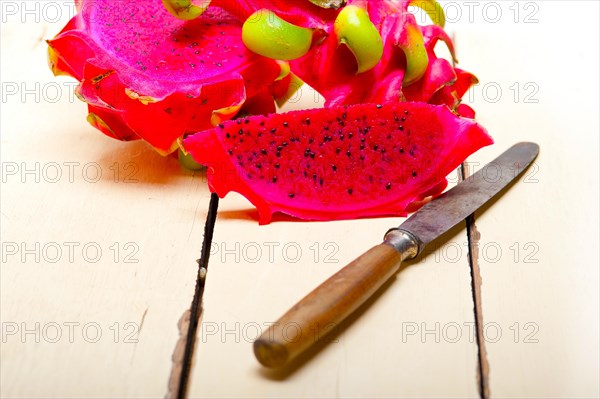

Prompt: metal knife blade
[
  {"left": 254, "top": 142, "right": 539, "bottom": 369},
  {"left": 386, "top": 141, "right": 540, "bottom": 256}
]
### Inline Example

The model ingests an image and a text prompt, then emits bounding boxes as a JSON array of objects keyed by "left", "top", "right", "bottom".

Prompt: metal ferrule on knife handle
[
  {"left": 253, "top": 232, "right": 418, "bottom": 369},
  {"left": 384, "top": 228, "right": 421, "bottom": 260}
]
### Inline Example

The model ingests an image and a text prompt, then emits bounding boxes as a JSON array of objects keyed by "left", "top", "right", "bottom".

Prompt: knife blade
[{"left": 254, "top": 142, "right": 539, "bottom": 368}]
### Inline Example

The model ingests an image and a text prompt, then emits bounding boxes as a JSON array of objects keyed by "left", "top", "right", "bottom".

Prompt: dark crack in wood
[
  {"left": 172, "top": 193, "right": 219, "bottom": 399},
  {"left": 461, "top": 163, "right": 490, "bottom": 399},
  {"left": 451, "top": 31, "right": 490, "bottom": 397}
]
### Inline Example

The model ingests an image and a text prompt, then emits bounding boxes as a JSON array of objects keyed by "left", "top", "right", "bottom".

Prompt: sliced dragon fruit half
[
  {"left": 47, "top": 1, "right": 285, "bottom": 154},
  {"left": 184, "top": 102, "right": 493, "bottom": 224}
]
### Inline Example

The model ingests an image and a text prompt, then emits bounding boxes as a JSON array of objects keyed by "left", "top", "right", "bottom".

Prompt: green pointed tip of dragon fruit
[
  {"left": 178, "top": 148, "right": 204, "bottom": 170},
  {"left": 162, "top": 0, "right": 210, "bottom": 20},
  {"left": 275, "top": 61, "right": 291, "bottom": 81},
  {"left": 401, "top": 25, "right": 429, "bottom": 85},
  {"left": 334, "top": 5, "right": 383, "bottom": 74},
  {"left": 409, "top": 0, "right": 446, "bottom": 27},
  {"left": 242, "top": 9, "right": 313, "bottom": 61},
  {"left": 47, "top": 45, "right": 69, "bottom": 77},
  {"left": 86, "top": 113, "right": 115, "bottom": 136}
]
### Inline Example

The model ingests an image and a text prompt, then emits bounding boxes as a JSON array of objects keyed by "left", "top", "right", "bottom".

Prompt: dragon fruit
[
  {"left": 184, "top": 102, "right": 492, "bottom": 224},
  {"left": 47, "top": 0, "right": 287, "bottom": 154}
]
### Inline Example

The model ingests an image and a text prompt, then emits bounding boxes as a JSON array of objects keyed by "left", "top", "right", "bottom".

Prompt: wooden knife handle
[{"left": 253, "top": 243, "right": 405, "bottom": 368}]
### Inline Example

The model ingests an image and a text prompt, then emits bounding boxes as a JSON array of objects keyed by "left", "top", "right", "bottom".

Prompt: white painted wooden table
[{"left": 1, "top": 1, "right": 598, "bottom": 398}]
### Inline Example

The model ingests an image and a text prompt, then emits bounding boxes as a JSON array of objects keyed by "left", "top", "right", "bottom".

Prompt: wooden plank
[
  {"left": 1, "top": 15, "right": 208, "bottom": 398},
  {"left": 452, "top": 1, "right": 599, "bottom": 397}
]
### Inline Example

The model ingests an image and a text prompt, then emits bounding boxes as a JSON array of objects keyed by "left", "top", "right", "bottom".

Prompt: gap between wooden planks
[{"left": 461, "top": 163, "right": 490, "bottom": 399}]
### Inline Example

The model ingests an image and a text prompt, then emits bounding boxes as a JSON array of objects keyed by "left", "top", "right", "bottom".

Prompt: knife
[{"left": 253, "top": 142, "right": 539, "bottom": 368}]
